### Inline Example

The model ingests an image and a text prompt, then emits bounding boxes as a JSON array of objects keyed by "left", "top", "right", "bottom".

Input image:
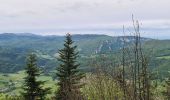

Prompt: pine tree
[
  {"left": 56, "top": 33, "right": 85, "bottom": 100},
  {"left": 163, "top": 73, "right": 170, "bottom": 100},
  {"left": 22, "top": 53, "right": 50, "bottom": 100}
]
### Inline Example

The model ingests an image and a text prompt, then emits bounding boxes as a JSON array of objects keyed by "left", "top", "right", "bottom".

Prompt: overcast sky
[{"left": 0, "top": 0, "right": 170, "bottom": 39}]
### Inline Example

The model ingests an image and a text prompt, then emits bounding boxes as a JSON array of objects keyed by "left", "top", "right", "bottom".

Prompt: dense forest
[{"left": 1, "top": 22, "right": 170, "bottom": 100}]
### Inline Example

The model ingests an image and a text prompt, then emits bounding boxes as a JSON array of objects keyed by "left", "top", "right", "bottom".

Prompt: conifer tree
[
  {"left": 163, "top": 73, "right": 170, "bottom": 100},
  {"left": 22, "top": 53, "right": 50, "bottom": 100},
  {"left": 56, "top": 33, "right": 85, "bottom": 100}
]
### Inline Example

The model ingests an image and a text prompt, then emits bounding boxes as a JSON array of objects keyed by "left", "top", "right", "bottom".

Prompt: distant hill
[
  {"left": 0, "top": 33, "right": 170, "bottom": 77},
  {"left": 143, "top": 39, "right": 170, "bottom": 78},
  {"left": 0, "top": 33, "right": 150, "bottom": 54}
]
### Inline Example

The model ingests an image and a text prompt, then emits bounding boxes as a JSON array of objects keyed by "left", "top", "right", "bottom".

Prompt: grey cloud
[
  {"left": 0, "top": 0, "right": 169, "bottom": 38},
  {"left": 51, "top": 1, "right": 97, "bottom": 13}
]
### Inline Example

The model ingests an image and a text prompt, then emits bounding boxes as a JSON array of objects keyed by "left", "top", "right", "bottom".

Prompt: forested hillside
[{"left": 0, "top": 33, "right": 170, "bottom": 78}]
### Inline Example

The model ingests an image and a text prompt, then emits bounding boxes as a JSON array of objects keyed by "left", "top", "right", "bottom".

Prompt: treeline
[{"left": 1, "top": 20, "right": 170, "bottom": 100}]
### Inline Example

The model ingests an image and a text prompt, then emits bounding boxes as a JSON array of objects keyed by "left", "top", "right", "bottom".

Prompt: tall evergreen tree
[
  {"left": 22, "top": 53, "right": 50, "bottom": 100},
  {"left": 163, "top": 73, "right": 170, "bottom": 100},
  {"left": 56, "top": 33, "right": 85, "bottom": 100}
]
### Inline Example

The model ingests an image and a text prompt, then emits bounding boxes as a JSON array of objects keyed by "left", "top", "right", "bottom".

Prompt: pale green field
[
  {"left": 157, "top": 56, "right": 170, "bottom": 59},
  {"left": 0, "top": 71, "right": 57, "bottom": 97}
]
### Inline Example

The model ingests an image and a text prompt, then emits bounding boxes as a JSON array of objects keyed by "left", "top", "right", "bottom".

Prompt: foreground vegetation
[{"left": 0, "top": 71, "right": 169, "bottom": 100}]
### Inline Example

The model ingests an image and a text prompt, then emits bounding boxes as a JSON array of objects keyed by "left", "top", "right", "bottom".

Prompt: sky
[{"left": 0, "top": 0, "right": 170, "bottom": 39}]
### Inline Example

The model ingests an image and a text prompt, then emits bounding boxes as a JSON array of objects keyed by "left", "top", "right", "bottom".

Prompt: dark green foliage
[
  {"left": 56, "top": 33, "right": 85, "bottom": 100},
  {"left": 163, "top": 73, "right": 170, "bottom": 100},
  {"left": 22, "top": 54, "right": 50, "bottom": 100}
]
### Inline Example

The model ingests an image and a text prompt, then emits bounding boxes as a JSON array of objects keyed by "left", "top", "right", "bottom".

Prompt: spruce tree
[
  {"left": 22, "top": 53, "right": 50, "bottom": 100},
  {"left": 163, "top": 73, "right": 170, "bottom": 100},
  {"left": 56, "top": 33, "right": 85, "bottom": 100}
]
